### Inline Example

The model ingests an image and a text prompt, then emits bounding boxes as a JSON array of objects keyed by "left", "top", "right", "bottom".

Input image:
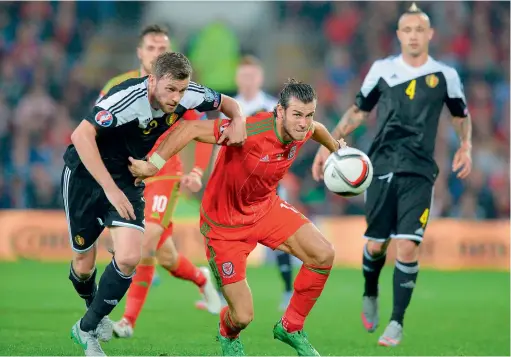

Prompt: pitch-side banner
[{"left": 0, "top": 211, "right": 509, "bottom": 270}]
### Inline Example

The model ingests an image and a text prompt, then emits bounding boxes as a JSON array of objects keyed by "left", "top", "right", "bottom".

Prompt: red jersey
[{"left": 201, "top": 112, "right": 313, "bottom": 227}]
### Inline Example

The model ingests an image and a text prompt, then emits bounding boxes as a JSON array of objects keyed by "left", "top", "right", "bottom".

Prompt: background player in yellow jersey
[{"left": 98, "top": 25, "right": 221, "bottom": 339}]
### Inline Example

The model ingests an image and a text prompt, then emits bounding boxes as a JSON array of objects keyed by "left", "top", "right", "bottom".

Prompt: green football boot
[{"left": 273, "top": 319, "right": 320, "bottom": 356}]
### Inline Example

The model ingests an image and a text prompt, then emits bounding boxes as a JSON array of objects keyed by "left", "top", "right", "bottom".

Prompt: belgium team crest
[
  {"left": 166, "top": 113, "right": 178, "bottom": 125},
  {"left": 425, "top": 74, "right": 439, "bottom": 88},
  {"left": 74, "top": 235, "right": 85, "bottom": 246}
]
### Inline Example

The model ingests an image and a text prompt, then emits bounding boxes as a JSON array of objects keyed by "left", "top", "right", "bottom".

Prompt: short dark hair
[
  {"left": 278, "top": 78, "right": 317, "bottom": 110},
  {"left": 139, "top": 24, "right": 169, "bottom": 46},
  {"left": 238, "top": 55, "right": 262, "bottom": 68},
  {"left": 152, "top": 52, "right": 192, "bottom": 80}
]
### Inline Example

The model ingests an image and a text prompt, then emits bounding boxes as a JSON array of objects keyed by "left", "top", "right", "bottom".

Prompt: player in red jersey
[
  {"left": 129, "top": 79, "right": 346, "bottom": 356},
  {"left": 97, "top": 25, "right": 222, "bottom": 339}
]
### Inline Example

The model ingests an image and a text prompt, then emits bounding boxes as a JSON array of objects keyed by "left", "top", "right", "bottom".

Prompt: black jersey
[
  {"left": 355, "top": 55, "right": 469, "bottom": 182},
  {"left": 63, "top": 77, "right": 222, "bottom": 184}
]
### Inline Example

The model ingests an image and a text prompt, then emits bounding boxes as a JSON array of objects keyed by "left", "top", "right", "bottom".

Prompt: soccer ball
[{"left": 323, "top": 147, "right": 373, "bottom": 197}]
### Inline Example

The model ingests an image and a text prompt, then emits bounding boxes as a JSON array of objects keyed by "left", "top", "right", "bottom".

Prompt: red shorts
[
  {"left": 143, "top": 177, "right": 181, "bottom": 250},
  {"left": 200, "top": 198, "right": 310, "bottom": 288}
]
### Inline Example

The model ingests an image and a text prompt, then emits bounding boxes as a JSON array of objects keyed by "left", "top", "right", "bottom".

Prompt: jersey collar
[{"left": 397, "top": 54, "right": 433, "bottom": 73}]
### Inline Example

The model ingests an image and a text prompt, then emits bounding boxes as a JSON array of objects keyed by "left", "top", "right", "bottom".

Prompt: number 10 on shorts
[{"left": 152, "top": 195, "right": 168, "bottom": 213}]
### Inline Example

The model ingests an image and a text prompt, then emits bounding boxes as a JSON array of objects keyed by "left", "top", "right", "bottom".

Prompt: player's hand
[
  {"left": 180, "top": 171, "right": 203, "bottom": 193},
  {"left": 128, "top": 157, "right": 159, "bottom": 185},
  {"left": 218, "top": 117, "right": 247, "bottom": 146},
  {"left": 104, "top": 186, "right": 136, "bottom": 221},
  {"left": 452, "top": 144, "right": 472, "bottom": 179},
  {"left": 312, "top": 146, "right": 330, "bottom": 182}
]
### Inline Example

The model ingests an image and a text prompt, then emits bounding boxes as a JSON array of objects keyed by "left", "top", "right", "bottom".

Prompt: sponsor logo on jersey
[
  {"left": 94, "top": 110, "right": 113, "bottom": 127},
  {"left": 425, "top": 74, "right": 439, "bottom": 88},
  {"left": 288, "top": 145, "right": 297, "bottom": 160},
  {"left": 222, "top": 261, "right": 234, "bottom": 276}
]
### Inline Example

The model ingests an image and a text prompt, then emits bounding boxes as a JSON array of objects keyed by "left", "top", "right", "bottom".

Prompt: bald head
[{"left": 397, "top": 3, "right": 434, "bottom": 58}]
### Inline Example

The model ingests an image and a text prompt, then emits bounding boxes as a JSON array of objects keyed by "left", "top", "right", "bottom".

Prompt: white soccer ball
[{"left": 323, "top": 147, "right": 373, "bottom": 197}]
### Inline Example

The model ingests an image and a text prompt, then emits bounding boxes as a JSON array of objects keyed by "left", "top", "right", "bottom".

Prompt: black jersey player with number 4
[
  {"left": 312, "top": 3, "right": 472, "bottom": 347},
  {"left": 63, "top": 52, "right": 246, "bottom": 356}
]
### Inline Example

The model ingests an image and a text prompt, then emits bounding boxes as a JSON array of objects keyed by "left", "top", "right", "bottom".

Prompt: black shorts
[
  {"left": 61, "top": 165, "right": 145, "bottom": 253},
  {"left": 364, "top": 173, "right": 433, "bottom": 243}
]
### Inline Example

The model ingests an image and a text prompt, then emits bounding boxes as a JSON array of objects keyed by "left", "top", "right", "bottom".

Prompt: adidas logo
[
  {"left": 260, "top": 155, "right": 270, "bottom": 162},
  {"left": 400, "top": 281, "right": 416, "bottom": 289},
  {"left": 390, "top": 74, "right": 398, "bottom": 79},
  {"left": 104, "top": 299, "right": 119, "bottom": 306}
]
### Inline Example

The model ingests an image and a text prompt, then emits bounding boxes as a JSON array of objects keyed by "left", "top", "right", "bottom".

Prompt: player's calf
[
  {"left": 273, "top": 224, "right": 333, "bottom": 356},
  {"left": 390, "top": 239, "right": 420, "bottom": 328},
  {"left": 69, "top": 253, "right": 97, "bottom": 308},
  {"left": 361, "top": 240, "right": 388, "bottom": 333},
  {"left": 81, "top": 227, "right": 142, "bottom": 333}
]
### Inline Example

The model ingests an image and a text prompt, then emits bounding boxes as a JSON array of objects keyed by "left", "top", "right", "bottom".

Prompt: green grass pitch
[{"left": 0, "top": 261, "right": 509, "bottom": 356}]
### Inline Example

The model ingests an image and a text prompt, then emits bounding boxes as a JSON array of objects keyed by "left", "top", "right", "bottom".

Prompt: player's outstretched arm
[
  {"left": 128, "top": 120, "right": 218, "bottom": 182},
  {"left": 216, "top": 95, "right": 247, "bottom": 145},
  {"left": 311, "top": 106, "right": 367, "bottom": 181},
  {"left": 311, "top": 121, "right": 347, "bottom": 153}
]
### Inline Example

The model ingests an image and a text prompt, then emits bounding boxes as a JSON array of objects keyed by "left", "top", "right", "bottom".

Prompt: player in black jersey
[
  {"left": 312, "top": 3, "right": 472, "bottom": 347},
  {"left": 64, "top": 51, "right": 246, "bottom": 356}
]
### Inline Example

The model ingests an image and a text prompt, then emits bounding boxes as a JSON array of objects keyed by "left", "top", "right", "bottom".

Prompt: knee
[
  {"left": 366, "top": 240, "right": 388, "bottom": 257},
  {"left": 72, "top": 252, "right": 96, "bottom": 278},
  {"left": 308, "top": 239, "right": 335, "bottom": 267},
  {"left": 231, "top": 308, "right": 254, "bottom": 329},
  {"left": 156, "top": 246, "right": 178, "bottom": 270},
  {"left": 115, "top": 252, "right": 141, "bottom": 273},
  {"left": 396, "top": 239, "right": 419, "bottom": 262}
]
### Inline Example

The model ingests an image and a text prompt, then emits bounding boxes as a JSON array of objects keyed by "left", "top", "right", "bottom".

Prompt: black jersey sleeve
[
  {"left": 84, "top": 84, "right": 147, "bottom": 132},
  {"left": 354, "top": 61, "right": 382, "bottom": 112},
  {"left": 444, "top": 67, "right": 469, "bottom": 118},
  {"left": 179, "top": 81, "right": 222, "bottom": 112}
]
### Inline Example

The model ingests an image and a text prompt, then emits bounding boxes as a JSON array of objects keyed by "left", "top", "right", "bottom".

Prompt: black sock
[
  {"left": 391, "top": 260, "right": 419, "bottom": 326},
  {"left": 80, "top": 259, "right": 134, "bottom": 332},
  {"left": 276, "top": 251, "right": 293, "bottom": 293},
  {"left": 69, "top": 262, "right": 97, "bottom": 308},
  {"left": 362, "top": 244, "right": 386, "bottom": 297}
]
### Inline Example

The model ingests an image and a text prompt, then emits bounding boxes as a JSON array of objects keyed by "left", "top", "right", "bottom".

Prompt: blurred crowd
[{"left": 0, "top": 1, "right": 509, "bottom": 221}]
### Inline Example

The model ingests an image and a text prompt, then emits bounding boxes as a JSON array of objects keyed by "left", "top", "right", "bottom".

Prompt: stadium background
[{"left": 0, "top": 1, "right": 509, "bottom": 356}]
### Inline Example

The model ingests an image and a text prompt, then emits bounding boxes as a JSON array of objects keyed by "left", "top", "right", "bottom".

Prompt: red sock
[
  {"left": 123, "top": 264, "right": 155, "bottom": 327},
  {"left": 167, "top": 254, "right": 206, "bottom": 287},
  {"left": 282, "top": 264, "right": 332, "bottom": 333},
  {"left": 219, "top": 306, "right": 242, "bottom": 339}
]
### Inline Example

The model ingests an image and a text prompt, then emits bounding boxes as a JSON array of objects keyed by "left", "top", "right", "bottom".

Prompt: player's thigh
[
  {"left": 257, "top": 199, "right": 310, "bottom": 250},
  {"left": 104, "top": 184, "right": 146, "bottom": 236},
  {"left": 200, "top": 219, "right": 256, "bottom": 290},
  {"left": 364, "top": 172, "right": 398, "bottom": 242},
  {"left": 144, "top": 179, "right": 181, "bottom": 231},
  {"left": 394, "top": 174, "right": 434, "bottom": 244},
  {"left": 61, "top": 166, "right": 105, "bottom": 254},
  {"left": 277, "top": 223, "right": 335, "bottom": 267}
]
